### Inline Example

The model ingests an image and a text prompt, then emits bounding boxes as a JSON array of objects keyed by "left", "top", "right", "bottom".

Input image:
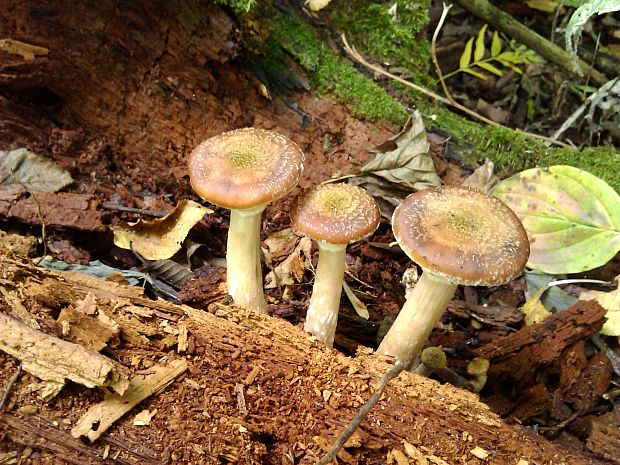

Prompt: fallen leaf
[
  {"left": 461, "top": 159, "right": 499, "bottom": 193},
  {"left": 263, "top": 228, "right": 312, "bottom": 290},
  {"left": 39, "top": 257, "right": 147, "bottom": 285},
  {"left": 524, "top": 271, "right": 577, "bottom": 311},
  {"left": 349, "top": 111, "right": 441, "bottom": 219},
  {"left": 0, "top": 38, "right": 49, "bottom": 60},
  {"left": 580, "top": 276, "right": 620, "bottom": 336},
  {"left": 521, "top": 286, "right": 552, "bottom": 326},
  {"left": 0, "top": 148, "right": 73, "bottom": 192},
  {"left": 492, "top": 166, "right": 620, "bottom": 274},
  {"left": 113, "top": 200, "right": 212, "bottom": 260}
]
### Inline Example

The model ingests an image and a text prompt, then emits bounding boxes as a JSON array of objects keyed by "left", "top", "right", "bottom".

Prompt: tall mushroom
[
  {"left": 377, "top": 186, "right": 529, "bottom": 363},
  {"left": 291, "top": 183, "right": 380, "bottom": 347},
  {"left": 189, "top": 128, "right": 304, "bottom": 314}
]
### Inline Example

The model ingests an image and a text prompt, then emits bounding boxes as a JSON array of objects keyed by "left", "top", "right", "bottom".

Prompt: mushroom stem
[
  {"left": 377, "top": 272, "right": 457, "bottom": 363},
  {"left": 226, "top": 205, "right": 267, "bottom": 314},
  {"left": 304, "top": 241, "right": 346, "bottom": 348}
]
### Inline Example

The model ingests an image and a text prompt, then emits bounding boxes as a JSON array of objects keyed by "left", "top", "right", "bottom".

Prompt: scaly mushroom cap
[
  {"left": 189, "top": 128, "right": 305, "bottom": 210},
  {"left": 392, "top": 186, "right": 529, "bottom": 286},
  {"left": 291, "top": 184, "right": 380, "bottom": 244}
]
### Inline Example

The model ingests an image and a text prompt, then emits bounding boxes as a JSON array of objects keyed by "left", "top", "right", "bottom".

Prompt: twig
[
  {"left": 341, "top": 35, "right": 571, "bottom": 149},
  {"left": 101, "top": 204, "right": 168, "bottom": 217},
  {"left": 431, "top": 3, "right": 454, "bottom": 102},
  {"left": 0, "top": 364, "right": 22, "bottom": 411},
  {"left": 315, "top": 360, "right": 408, "bottom": 465},
  {"left": 10, "top": 168, "right": 47, "bottom": 260}
]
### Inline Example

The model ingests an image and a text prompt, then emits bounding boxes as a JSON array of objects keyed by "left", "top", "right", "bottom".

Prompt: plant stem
[
  {"left": 227, "top": 206, "right": 267, "bottom": 314},
  {"left": 304, "top": 241, "right": 346, "bottom": 348},
  {"left": 377, "top": 272, "right": 457, "bottom": 363}
]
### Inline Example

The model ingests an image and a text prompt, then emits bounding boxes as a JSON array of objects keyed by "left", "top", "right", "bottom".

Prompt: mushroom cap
[
  {"left": 420, "top": 347, "right": 447, "bottom": 370},
  {"left": 189, "top": 128, "right": 304, "bottom": 210},
  {"left": 392, "top": 186, "right": 529, "bottom": 286},
  {"left": 290, "top": 184, "right": 380, "bottom": 244}
]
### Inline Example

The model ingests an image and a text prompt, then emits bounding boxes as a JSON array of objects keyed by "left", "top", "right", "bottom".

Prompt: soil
[{"left": 1, "top": 1, "right": 619, "bottom": 464}]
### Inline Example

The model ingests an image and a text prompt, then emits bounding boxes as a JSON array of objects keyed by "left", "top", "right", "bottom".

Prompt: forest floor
[{"left": 1, "top": 1, "right": 619, "bottom": 464}]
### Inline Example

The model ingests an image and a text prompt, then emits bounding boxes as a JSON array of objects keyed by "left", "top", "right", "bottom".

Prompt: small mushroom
[
  {"left": 291, "top": 183, "right": 380, "bottom": 347},
  {"left": 189, "top": 128, "right": 304, "bottom": 314},
  {"left": 377, "top": 186, "right": 529, "bottom": 363},
  {"left": 467, "top": 357, "right": 490, "bottom": 392},
  {"left": 412, "top": 346, "right": 447, "bottom": 376}
]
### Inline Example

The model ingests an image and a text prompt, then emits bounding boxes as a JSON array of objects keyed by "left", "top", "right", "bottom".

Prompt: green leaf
[
  {"left": 474, "top": 25, "right": 487, "bottom": 62},
  {"left": 495, "top": 58, "right": 524, "bottom": 74},
  {"left": 496, "top": 51, "right": 524, "bottom": 64},
  {"left": 492, "top": 166, "right": 620, "bottom": 274},
  {"left": 491, "top": 31, "right": 502, "bottom": 57},
  {"left": 460, "top": 37, "right": 474, "bottom": 70},
  {"left": 477, "top": 61, "right": 504, "bottom": 77},
  {"left": 462, "top": 68, "right": 488, "bottom": 80}
]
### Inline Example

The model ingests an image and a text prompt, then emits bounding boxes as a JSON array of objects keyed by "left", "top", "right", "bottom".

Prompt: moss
[
  {"left": 331, "top": 0, "right": 433, "bottom": 87},
  {"left": 255, "top": 5, "right": 620, "bottom": 194},
  {"left": 421, "top": 101, "right": 620, "bottom": 193},
  {"left": 272, "top": 16, "right": 408, "bottom": 123}
]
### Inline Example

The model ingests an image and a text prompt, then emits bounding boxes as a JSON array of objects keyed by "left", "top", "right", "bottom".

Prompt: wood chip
[
  {"left": 177, "top": 323, "right": 188, "bottom": 353},
  {"left": 133, "top": 408, "right": 157, "bottom": 426},
  {"left": 470, "top": 446, "right": 489, "bottom": 460},
  {"left": 71, "top": 359, "right": 187, "bottom": 441}
]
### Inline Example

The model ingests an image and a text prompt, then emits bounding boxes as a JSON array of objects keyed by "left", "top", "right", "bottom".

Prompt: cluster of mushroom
[{"left": 188, "top": 127, "right": 530, "bottom": 366}]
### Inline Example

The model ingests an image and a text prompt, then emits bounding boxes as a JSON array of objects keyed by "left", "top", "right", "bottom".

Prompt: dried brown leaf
[
  {"left": 0, "top": 148, "right": 73, "bottom": 193},
  {"left": 113, "top": 200, "right": 212, "bottom": 260}
]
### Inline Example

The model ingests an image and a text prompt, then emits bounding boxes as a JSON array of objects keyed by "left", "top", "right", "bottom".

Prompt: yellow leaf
[
  {"left": 459, "top": 37, "right": 474, "bottom": 70},
  {"left": 0, "top": 38, "right": 48, "bottom": 61},
  {"left": 580, "top": 276, "right": 620, "bottom": 336},
  {"left": 462, "top": 68, "right": 488, "bottom": 80},
  {"left": 113, "top": 200, "right": 212, "bottom": 260},
  {"left": 491, "top": 31, "right": 502, "bottom": 57},
  {"left": 477, "top": 61, "right": 504, "bottom": 77},
  {"left": 474, "top": 25, "right": 488, "bottom": 62}
]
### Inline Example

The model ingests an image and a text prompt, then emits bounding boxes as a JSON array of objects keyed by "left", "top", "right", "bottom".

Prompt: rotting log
[{"left": 0, "top": 253, "right": 607, "bottom": 464}]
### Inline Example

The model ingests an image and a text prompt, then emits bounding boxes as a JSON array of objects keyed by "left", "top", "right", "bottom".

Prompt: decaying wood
[
  {"left": 72, "top": 359, "right": 188, "bottom": 442},
  {"left": 475, "top": 300, "right": 606, "bottom": 387},
  {"left": 0, "top": 253, "right": 606, "bottom": 464},
  {"left": 0, "top": 312, "right": 130, "bottom": 399}
]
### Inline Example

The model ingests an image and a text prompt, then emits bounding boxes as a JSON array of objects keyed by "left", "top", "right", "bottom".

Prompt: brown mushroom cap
[
  {"left": 291, "top": 184, "right": 380, "bottom": 244},
  {"left": 189, "top": 128, "right": 304, "bottom": 210},
  {"left": 392, "top": 186, "right": 529, "bottom": 286}
]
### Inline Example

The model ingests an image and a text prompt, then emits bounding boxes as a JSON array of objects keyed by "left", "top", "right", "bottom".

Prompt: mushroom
[
  {"left": 412, "top": 346, "right": 447, "bottom": 376},
  {"left": 189, "top": 128, "right": 304, "bottom": 314},
  {"left": 290, "top": 183, "right": 380, "bottom": 347},
  {"left": 377, "top": 186, "right": 529, "bottom": 363},
  {"left": 467, "top": 357, "right": 490, "bottom": 392}
]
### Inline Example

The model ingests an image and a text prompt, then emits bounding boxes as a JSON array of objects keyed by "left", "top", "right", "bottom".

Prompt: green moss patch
[
  {"left": 331, "top": 0, "right": 432, "bottom": 87},
  {"left": 272, "top": 16, "right": 408, "bottom": 123}
]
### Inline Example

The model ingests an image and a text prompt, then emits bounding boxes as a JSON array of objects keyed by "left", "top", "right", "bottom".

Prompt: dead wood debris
[
  {"left": 71, "top": 359, "right": 188, "bottom": 442},
  {"left": 0, "top": 312, "right": 130, "bottom": 400}
]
